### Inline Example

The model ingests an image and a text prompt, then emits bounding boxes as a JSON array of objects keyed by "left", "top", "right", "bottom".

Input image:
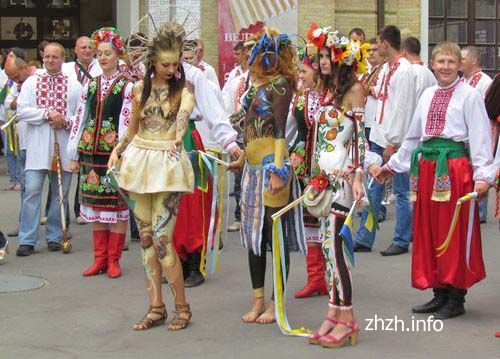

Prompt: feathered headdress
[
  {"left": 90, "top": 27, "right": 126, "bottom": 57},
  {"left": 246, "top": 28, "right": 293, "bottom": 69},
  {"left": 126, "top": 9, "right": 200, "bottom": 68},
  {"left": 307, "top": 23, "right": 370, "bottom": 74}
]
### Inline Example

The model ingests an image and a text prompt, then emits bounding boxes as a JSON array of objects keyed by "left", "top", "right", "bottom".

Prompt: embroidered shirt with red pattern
[
  {"left": 377, "top": 54, "right": 404, "bottom": 124},
  {"left": 425, "top": 78, "right": 460, "bottom": 136},
  {"left": 36, "top": 72, "right": 68, "bottom": 119}
]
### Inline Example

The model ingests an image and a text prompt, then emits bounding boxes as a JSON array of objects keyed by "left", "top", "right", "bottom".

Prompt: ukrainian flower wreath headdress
[
  {"left": 90, "top": 27, "right": 126, "bottom": 57},
  {"left": 307, "top": 23, "right": 370, "bottom": 75}
]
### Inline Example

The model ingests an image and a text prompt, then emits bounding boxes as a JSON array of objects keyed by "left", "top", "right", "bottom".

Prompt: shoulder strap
[{"left": 76, "top": 61, "right": 93, "bottom": 81}]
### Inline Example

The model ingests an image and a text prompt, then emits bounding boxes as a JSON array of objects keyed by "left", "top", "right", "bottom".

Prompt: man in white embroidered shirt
[
  {"left": 16, "top": 42, "right": 82, "bottom": 256},
  {"left": 354, "top": 25, "right": 418, "bottom": 256}
]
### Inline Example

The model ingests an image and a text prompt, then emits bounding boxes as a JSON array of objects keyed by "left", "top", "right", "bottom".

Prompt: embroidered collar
[
  {"left": 46, "top": 71, "right": 63, "bottom": 77},
  {"left": 466, "top": 68, "right": 482, "bottom": 81},
  {"left": 438, "top": 76, "right": 460, "bottom": 91},
  {"left": 102, "top": 71, "right": 120, "bottom": 82}
]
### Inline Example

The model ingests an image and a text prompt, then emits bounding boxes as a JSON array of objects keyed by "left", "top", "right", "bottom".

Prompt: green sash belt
[{"left": 409, "top": 138, "right": 468, "bottom": 202}]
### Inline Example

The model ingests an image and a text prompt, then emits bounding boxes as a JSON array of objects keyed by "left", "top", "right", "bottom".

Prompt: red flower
[
  {"left": 307, "top": 23, "right": 326, "bottom": 49},
  {"left": 332, "top": 48, "right": 344, "bottom": 62},
  {"left": 311, "top": 173, "right": 330, "bottom": 191}
]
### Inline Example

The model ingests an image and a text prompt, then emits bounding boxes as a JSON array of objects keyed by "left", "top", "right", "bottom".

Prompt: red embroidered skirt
[
  {"left": 173, "top": 127, "right": 214, "bottom": 261},
  {"left": 412, "top": 157, "right": 486, "bottom": 290}
]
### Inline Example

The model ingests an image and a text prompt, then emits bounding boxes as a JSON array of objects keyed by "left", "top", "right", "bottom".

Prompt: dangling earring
[{"left": 175, "top": 71, "right": 181, "bottom": 79}]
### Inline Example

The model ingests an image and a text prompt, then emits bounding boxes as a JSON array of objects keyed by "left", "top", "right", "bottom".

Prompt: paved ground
[{"left": 0, "top": 172, "right": 499, "bottom": 359}]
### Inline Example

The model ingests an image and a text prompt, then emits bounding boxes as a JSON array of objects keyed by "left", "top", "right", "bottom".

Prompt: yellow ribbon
[
  {"left": 272, "top": 217, "right": 312, "bottom": 337},
  {"left": 436, "top": 192, "right": 477, "bottom": 257}
]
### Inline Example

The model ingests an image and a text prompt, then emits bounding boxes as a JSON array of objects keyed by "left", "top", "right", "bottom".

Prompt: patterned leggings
[
  {"left": 129, "top": 192, "right": 183, "bottom": 304},
  {"left": 321, "top": 213, "right": 353, "bottom": 310}
]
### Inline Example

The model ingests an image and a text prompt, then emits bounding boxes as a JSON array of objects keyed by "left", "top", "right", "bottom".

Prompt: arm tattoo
[
  {"left": 176, "top": 109, "right": 189, "bottom": 140},
  {"left": 115, "top": 134, "right": 131, "bottom": 157}
]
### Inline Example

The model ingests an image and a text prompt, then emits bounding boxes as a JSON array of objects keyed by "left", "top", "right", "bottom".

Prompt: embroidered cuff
[{"left": 268, "top": 164, "right": 290, "bottom": 183}]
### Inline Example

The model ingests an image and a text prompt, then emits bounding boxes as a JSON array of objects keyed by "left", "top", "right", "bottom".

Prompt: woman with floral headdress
[
  {"left": 68, "top": 27, "right": 132, "bottom": 278},
  {"left": 289, "top": 43, "right": 328, "bottom": 299},
  {"left": 305, "top": 23, "right": 373, "bottom": 348},
  {"left": 108, "top": 22, "right": 194, "bottom": 331},
  {"left": 228, "top": 27, "right": 306, "bottom": 324}
]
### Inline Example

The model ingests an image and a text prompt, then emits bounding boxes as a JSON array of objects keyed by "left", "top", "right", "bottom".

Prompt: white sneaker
[
  {"left": 76, "top": 216, "right": 87, "bottom": 225},
  {"left": 227, "top": 221, "right": 241, "bottom": 232},
  {"left": 40, "top": 216, "right": 47, "bottom": 225}
]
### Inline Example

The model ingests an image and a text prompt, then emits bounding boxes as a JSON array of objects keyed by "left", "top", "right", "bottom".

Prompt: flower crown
[
  {"left": 248, "top": 31, "right": 292, "bottom": 69},
  {"left": 90, "top": 27, "right": 126, "bottom": 57},
  {"left": 307, "top": 23, "right": 369, "bottom": 74}
]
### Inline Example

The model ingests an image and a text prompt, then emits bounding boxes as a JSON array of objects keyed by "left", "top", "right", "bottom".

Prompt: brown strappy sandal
[
  {"left": 132, "top": 304, "right": 167, "bottom": 331},
  {"left": 167, "top": 303, "right": 192, "bottom": 331}
]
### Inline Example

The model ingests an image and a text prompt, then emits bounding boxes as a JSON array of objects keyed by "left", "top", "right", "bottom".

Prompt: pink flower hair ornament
[{"left": 90, "top": 27, "right": 126, "bottom": 57}]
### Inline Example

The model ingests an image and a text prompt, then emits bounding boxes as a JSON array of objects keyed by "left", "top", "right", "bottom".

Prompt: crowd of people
[{"left": 0, "top": 17, "right": 498, "bottom": 346}]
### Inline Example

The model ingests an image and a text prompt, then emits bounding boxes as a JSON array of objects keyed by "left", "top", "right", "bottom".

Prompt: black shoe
[
  {"left": 380, "top": 244, "right": 408, "bottom": 256},
  {"left": 434, "top": 287, "right": 466, "bottom": 319},
  {"left": 434, "top": 301, "right": 465, "bottom": 319},
  {"left": 47, "top": 242, "right": 61, "bottom": 252},
  {"left": 229, "top": 191, "right": 235, "bottom": 197},
  {"left": 184, "top": 270, "right": 205, "bottom": 287},
  {"left": 377, "top": 214, "right": 386, "bottom": 223},
  {"left": 16, "top": 244, "right": 35, "bottom": 256},
  {"left": 412, "top": 289, "right": 448, "bottom": 313},
  {"left": 353, "top": 243, "right": 372, "bottom": 252}
]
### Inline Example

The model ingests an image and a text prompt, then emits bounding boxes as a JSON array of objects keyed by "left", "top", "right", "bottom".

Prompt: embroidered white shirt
[{"left": 387, "top": 78, "right": 494, "bottom": 183}]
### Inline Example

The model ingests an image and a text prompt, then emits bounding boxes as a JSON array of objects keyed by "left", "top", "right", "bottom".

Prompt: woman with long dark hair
[
  {"left": 108, "top": 22, "right": 195, "bottom": 331},
  {"left": 306, "top": 24, "right": 370, "bottom": 348}
]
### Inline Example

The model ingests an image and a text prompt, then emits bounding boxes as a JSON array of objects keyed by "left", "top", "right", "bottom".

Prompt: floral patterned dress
[{"left": 73, "top": 71, "right": 133, "bottom": 222}]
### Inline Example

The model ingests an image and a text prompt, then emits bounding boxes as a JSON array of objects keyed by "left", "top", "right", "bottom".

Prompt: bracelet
[{"left": 268, "top": 164, "right": 290, "bottom": 183}]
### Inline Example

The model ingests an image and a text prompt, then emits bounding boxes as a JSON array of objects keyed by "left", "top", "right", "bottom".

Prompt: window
[{"left": 429, "top": 0, "right": 500, "bottom": 77}]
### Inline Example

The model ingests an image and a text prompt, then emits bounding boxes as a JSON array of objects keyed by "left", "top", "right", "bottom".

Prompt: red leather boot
[
  {"left": 295, "top": 244, "right": 328, "bottom": 298},
  {"left": 83, "top": 230, "right": 109, "bottom": 276},
  {"left": 107, "top": 232, "right": 125, "bottom": 278}
]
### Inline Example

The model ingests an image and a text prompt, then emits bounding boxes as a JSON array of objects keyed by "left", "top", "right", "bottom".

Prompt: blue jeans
[
  {"left": 18, "top": 149, "right": 26, "bottom": 221},
  {"left": 19, "top": 169, "right": 72, "bottom": 246},
  {"left": 355, "top": 142, "right": 413, "bottom": 249},
  {"left": 6, "top": 138, "right": 21, "bottom": 184}
]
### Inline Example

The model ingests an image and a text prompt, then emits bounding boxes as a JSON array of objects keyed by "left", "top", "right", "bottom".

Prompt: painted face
[
  {"left": 154, "top": 51, "right": 180, "bottom": 81},
  {"left": 431, "top": 51, "right": 460, "bottom": 87},
  {"left": 319, "top": 48, "right": 332, "bottom": 75},
  {"left": 97, "top": 42, "right": 118, "bottom": 74},
  {"left": 299, "top": 64, "right": 316, "bottom": 90},
  {"left": 75, "top": 37, "right": 94, "bottom": 64},
  {"left": 43, "top": 44, "right": 65, "bottom": 74}
]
